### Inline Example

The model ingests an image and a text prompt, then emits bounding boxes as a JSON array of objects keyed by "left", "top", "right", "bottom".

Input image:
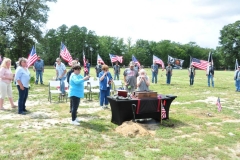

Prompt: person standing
[
  {"left": 86, "top": 59, "right": 91, "bottom": 75},
  {"left": 55, "top": 58, "right": 67, "bottom": 96},
  {"left": 68, "top": 65, "right": 90, "bottom": 125},
  {"left": 206, "top": 62, "right": 214, "bottom": 87},
  {"left": 151, "top": 61, "right": 158, "bottom": 84},
  {"left": 188, "top": 65, "right": 195, "bottom": 86},
  {"left": 15, "top": 58, "right": 30, "bottom": 115},
  {"left": 137, "top": 69, "right": 150, "bottom": 91},
  {"left": 234, "top": 66, "right": 240, "bottom": 91},
  {"left": 95, "top": 62, "right": 102, "bottom": 78},
  {"left": 99, "top": 65, "right": 113, "bottom": 109},
  {"left": 66, "top": 60, "right": 77, "bottom": 113},
  {"left": 113, "top": 62, "right": 120, "bottom": 80},
  {"left": 75, "top": 58, "right": 81, "bottom": 66},
  {"left": 123, "top": 61, "right": 138, "bottom": 93},
  {"left": 33, "top": 55, "right": 44, "bottom": 85},
  {"left": 166, "top": 63, "right": 172, "bottom": 84},
  {"left": 0, "top": 58, "right": 17, "bottom": 110}
]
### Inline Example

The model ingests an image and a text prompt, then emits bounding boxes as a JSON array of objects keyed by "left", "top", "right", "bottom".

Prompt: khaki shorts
[{"left": 0, "top": 81, "right": 13, "bottom": 99}]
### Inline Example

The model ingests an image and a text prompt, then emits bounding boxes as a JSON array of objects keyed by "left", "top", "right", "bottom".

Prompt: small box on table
[{"left": 133, "top": 91, "right": 158, "bottom": 99}]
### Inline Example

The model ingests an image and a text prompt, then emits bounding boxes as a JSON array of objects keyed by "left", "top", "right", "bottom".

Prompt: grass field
[{"left": 0, "top": 67, "right": 239, "bottom": 160}]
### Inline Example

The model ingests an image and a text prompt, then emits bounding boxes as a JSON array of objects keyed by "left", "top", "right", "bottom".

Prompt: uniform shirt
[
  {"left": 151, "top": 64, "right": 158, "bottom": 74},
  {"left": 113, "top": 65, "right": 120, "bottom": 74},
  {"left": 206, "top": 65, "right": 214, "bottom": 75},
  {"left": 34, "top": 59, "right": 44, "bottom": 71},
  {"left": 95, "top": 64, "right": 102, "bottom": 74},
  {"left": 166, "top": 66, "right": 172, "bottom": 73},
  {"left": 189, "top": 67, "right": 195, "bottom": 75}
]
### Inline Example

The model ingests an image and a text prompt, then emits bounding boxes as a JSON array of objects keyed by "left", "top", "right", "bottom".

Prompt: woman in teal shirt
[{"left": 68, "top": 65, "right": 90, "bottom": 125}]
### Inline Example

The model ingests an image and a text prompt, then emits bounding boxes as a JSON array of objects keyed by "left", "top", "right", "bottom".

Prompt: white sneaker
[
  {"left": 105, "top": 105, "right": 109, "bottom": 109},
  {"left": 71, "top": 120, "right": 80, "bottom": 126},
  {"left": 75, "top": 118, "right": 80, "bottom": 122}
]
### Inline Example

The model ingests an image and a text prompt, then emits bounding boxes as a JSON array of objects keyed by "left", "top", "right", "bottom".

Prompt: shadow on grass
[{"left": 80, "top": 121, "right": 112, "bottom": 132}]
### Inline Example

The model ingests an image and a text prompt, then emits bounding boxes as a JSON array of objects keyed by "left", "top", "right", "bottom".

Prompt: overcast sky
[{"left": 45, "top": 0, "right": 240, "bottom": 49}]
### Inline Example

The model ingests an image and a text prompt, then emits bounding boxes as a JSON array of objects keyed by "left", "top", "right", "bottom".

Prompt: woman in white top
[{"left": 0, "top": 58, "right": 17, "bottom": 110}]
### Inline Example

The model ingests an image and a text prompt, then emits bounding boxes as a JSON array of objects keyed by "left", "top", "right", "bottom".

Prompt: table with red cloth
[{"left": 107, "top": 94, "right": 177, "bottom": 125}]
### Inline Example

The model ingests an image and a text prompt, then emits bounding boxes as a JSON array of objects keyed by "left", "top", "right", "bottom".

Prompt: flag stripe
[
  {"left": 97, "top": 54, "right": 105, "bottom": 64},
  {"left": 27, "top": 46, "right": 38, "bottom": 67},
  {"left": 109, "top": 54, "right": 123, "bottom": 63},
  {"left": 60, "top": 43, "right": 73, "bottom": 66},
  {"left": 153, "top": 55, "right": 165, "bottom": 69},
  {"left": 191, "top": 58, "right": 208, "bottom": 70}
]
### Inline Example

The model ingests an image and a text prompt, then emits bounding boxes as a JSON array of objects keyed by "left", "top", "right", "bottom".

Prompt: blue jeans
[
  {"left": 236, "top": 80, "right": 240, "bottom": 91},
  {"left": 207, "top": 75, "right": 214, "bottom": 87},
  {"left": 58, "top": 77, "right": 66, "bottom": 94},
  {"left": 17, "top": 85, "right": 28, "bottom": 114},
  {"left": 114, "top": 73, "right": 119, "bottom": 80},
  {"left": 235, "top": 80, "right": 237, "bottom": 90},
  {"left": 70, "top": 96, "right": 80, "bottom": 121},
  {"left": 35, "top": 70, "right": 43, "bottom": 84},
  {"left": 190, "top": 74, "right": 194, "bottom": 85},
  {"left": 166, "top": 73, "right": 171, "bottom": 84},
  {"left": 152, "top": 72, "right": 157, "bottom": 83},
  {"left": 100, "top": 88, "right": 110, "bottom": 106}
]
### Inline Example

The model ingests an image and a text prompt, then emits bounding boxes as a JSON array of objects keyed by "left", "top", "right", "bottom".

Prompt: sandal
[{"left": 11, "top": 105, "right": 17, "bottom": 108}]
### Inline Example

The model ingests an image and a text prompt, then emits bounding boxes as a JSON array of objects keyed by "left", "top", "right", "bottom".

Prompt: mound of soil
[{"left": 115, "top": 121, "right": 153, "bottom": 137}]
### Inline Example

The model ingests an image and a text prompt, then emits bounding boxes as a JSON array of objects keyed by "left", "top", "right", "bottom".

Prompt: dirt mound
[{"left": 115, "top": 121, "right": 153, "bottom": 137}]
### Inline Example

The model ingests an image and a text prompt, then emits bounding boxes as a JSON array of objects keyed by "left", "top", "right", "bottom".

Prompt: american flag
[
  {"left": 216, "top": 97, "right": 222, "bottom": 112},
  {"left": 132, "top": 55, "right": 140, "bottom": 66},
  {"left": 60, "top": 42, "right": 73, "bottom": 66},
  {"left": 161, "top": 105, "right": 166, "bottom": 119},
  {"left": 109, "top": 54, "right": 123, "bottom": 63},
  {"left": 27, "top": 46, "right": 38, "bottom": 67},
  {"left": 82, "top": 50, "right": 88, "bottom": 74},
  {"left": 97, "top": 54, "right": 105, "bottom": 64},
  {"left": 153, "top": 55, "right": 165, "bottom": 69},
  {"left": 191, "top": 58, "right": 208, "bottom": 70}
]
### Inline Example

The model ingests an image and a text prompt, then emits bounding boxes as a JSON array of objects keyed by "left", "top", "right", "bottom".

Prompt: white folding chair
[
  {"left": 48, "top": 81, "right": 62, "bottom": 103},
  {"left": 89, "top": 77, "right": 94, "bottom": 81},
  {"left": 112, "top": 80, "right": 124, "bottom": 95},
  {"left": 88, "top": 80, "right": 100, "bottom": 100}
]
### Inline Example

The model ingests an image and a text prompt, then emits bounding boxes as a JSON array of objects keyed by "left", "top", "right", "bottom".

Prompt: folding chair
[
  {"left": 48, "top": 81, "right": 62, "bottom": 103},
  {"left": 88, "top": 80, "right": 100, "bottom": 100},
  {"left": 112, "top": 80, "right": 124, "bottom": 95},
  {"left": 84, "top": 81, "right": 91, "bottom": 100}
]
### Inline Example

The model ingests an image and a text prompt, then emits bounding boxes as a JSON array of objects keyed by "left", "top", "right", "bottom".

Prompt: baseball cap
[{"left": 129, "top": 61, "right": 135, "bottom": 66}]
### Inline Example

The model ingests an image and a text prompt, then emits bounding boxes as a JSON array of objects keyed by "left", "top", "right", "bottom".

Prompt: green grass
[{"left": 0, "top": 67, "right": 240, "bottom": 159}]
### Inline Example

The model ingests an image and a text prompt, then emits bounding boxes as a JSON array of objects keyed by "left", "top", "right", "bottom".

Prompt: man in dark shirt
[{"left": 113, "top": 62, "right": 120, "bottom": 80}]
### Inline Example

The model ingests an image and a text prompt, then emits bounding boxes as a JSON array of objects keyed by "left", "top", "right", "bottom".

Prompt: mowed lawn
[{"left": 0, "top": 66, "right": 239, "bottom": 160}]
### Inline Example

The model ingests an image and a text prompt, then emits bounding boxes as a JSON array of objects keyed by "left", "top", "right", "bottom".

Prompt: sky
[{"left": 45, "top": 0, "right": 240, "bottom": 49}]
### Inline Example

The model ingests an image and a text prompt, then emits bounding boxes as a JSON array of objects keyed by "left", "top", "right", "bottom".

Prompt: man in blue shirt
[
  {"left": 33, "top": 56, "right": 44, "bottom": 85},
  {"left": 151, "top": 61, "right": 158, "bottom": 84}
]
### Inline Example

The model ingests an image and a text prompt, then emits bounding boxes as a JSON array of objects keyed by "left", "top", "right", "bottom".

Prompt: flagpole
[{"left": 59, "top": 42, "right": 62, "bottom": 58}]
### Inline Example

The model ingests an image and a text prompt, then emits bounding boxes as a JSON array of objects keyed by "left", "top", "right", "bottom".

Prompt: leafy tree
[
  {"left": 219, "top": 20, "right": 240, "bottom": 68},
  {"left": 0, "top": 0, "right": 57, "bottom": 60}
]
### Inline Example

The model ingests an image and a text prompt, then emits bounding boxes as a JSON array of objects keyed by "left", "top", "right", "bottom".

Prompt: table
[{"left": 107, "top": 94, "right": 177, "bottom": 125}]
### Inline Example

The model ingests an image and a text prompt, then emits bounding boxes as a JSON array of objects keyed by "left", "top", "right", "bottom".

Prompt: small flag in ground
[
  {"left": 132, "top": 55, "right": 140, "bottom": 66},
  {"left": 97, "top": 54, "right": 105, "bottom": 64},
  {"left": 109, "top": 54, "right": 123, "bottom": 63},
  {"left": 161, "top": 107, "right": 166, "bottom": 119},
  {"left": 27, "top": 46, "right": 38, "bottom": 67},
  {"left": 216, "top": 97, "right": 222, "bottom": 112}
]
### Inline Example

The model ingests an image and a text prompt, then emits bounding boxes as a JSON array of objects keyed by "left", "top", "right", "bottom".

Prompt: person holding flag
[
  {"left": 234, "top": 59, "right": 239, "bottom": 90},
  {"left": 60, "top": 42, "right": 73, "bottom": 66},
  {"left": 151, "top": 61, "right": 159, "bottom": 84},
  {"left": 188, "top": 64, "right": 195, "bottom": 86},
  {"left": 113, "top": 62, "right": 120, "bottom": 80},
  {"left": 95, "top": 61, "right": 102, "bottom": 78},
  {"left": 206, "top": 62, "right": 214, "bottom": 87},
  {"left": 234, "top": 66, "right": 240, "bottom": 92}
]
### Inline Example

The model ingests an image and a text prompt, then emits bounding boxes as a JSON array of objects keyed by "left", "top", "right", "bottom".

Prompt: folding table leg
[{"left": 131, "top": 104, "right": 136, "bottom": 122}]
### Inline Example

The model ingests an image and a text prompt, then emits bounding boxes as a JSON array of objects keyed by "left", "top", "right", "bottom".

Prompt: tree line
[{"left": 0, "top": 0, "right": 239, "bottom": 69}]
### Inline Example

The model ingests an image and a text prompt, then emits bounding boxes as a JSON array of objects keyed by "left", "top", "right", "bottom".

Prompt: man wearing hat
[
  {"left": 206, "top": 62, "right": 214, "bottom": 87},
  {"left": 165, "top": 63, "right": 172, "bottom": 84},
  {"left": 234, "top": 66, "right": 240, "bottom": 91},
  {"left": 33, "top": 55, "right": 44, "bottom": 85},
  {"left": 123, "top": 61, "right": 138, "bottom": 93}
]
